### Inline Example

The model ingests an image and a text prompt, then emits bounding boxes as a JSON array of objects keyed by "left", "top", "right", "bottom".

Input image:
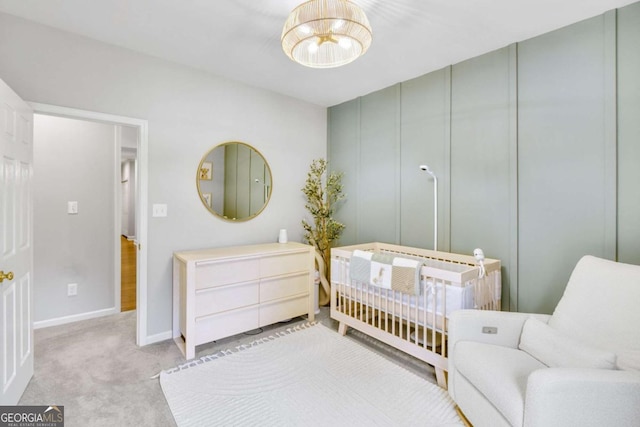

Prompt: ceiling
[{"left": 0, "top": 0, "right": 636, "bottom": 107}]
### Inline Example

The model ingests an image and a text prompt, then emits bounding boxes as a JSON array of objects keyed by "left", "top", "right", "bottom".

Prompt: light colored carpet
[
  {"left": 21, "top": 307, "right": 439, "bottom": 426},
  {"left": 160, "top": 323, "right": 463, "bottom": 427}
]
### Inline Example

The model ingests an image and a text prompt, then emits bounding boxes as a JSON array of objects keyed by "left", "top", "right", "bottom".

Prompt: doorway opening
[
  {"left": 120, "top": 134, "right": 137, "bottom": 312},
  {"left": 30, "top": 103, "right": 148, "bottom": 346}
]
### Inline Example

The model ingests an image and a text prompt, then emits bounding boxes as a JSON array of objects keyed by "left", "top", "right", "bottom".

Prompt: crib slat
[
  {"left": 422, "top": 282, "right": 427, "bottom": 350},
  {"left": 431, "top": 280, "right": 437, "bottom": 353},
  {"left": 376, "top": 286, "right": 381, "bottom": 330},
  {"left": 439, "top": 279, "right": 444, "bottom": 355},
  {"left": 391, "top": 289, "right": 396, "bottom": 337},
  {"left": 384, "top": 287, "right": 389, "bottom": 334},
  {"left": 413, "top": 290, "right": 420, "bottom": 345}
]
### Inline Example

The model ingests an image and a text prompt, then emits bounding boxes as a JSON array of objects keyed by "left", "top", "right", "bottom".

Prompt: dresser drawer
[
  {"left": 195, "top": 306, "right": 259, "bottom": 346},
  {"left": 260, "top": 251, "right": 310, "bottom": 277},
  {"left": 195, "top": 281, "right": 259, "bottom": 317},
  {"left": 259, "top": 295, "right": 309, "bottom": 327},
  {"left": 195, "top": 258, "right": 259, "bottom": 289},
  {"left": 260, "top": 273, "right": 309, "bottom": 303}
]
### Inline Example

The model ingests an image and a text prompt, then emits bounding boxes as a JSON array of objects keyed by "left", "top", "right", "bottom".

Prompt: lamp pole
[{"left": 419, "top": 165, "right": 438, "bottom": 251}]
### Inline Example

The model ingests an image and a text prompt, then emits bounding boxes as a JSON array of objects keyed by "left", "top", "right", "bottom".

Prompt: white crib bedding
[
  {"left": 334, "top": 278, "right": 475, "bottom": 316},
  {"left": 332, "top": 265, "right": 478, "bottom": 335}
]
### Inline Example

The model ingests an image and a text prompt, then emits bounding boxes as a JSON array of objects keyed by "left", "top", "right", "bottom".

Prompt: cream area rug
[{"left": 160, "top": 323, "right": 463, "bottom": 426}]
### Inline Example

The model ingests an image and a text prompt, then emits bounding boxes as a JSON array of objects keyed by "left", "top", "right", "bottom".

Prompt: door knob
[{"left": 0, "top": 270, "right": 14, "bottom": 283}]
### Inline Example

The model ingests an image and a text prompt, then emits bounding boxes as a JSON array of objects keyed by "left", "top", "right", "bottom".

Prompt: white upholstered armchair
[{"left": 447, "top": 255, "right": 640, "bottom": 427}]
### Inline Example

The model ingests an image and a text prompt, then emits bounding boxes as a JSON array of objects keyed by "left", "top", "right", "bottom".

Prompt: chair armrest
[
  {"left": 525, "top": 368, "right": 640, "bottom": 427},
  {"left": 449, "top": 310, "right": 550, "bottom": 351},
  {"left": 447, "top": 310, "right": 549, "bottom": 396}
]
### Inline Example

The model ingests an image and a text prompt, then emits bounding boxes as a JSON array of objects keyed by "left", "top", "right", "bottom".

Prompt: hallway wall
[{"left": 33, "top": 114, "right": 115, "bottom": 322}]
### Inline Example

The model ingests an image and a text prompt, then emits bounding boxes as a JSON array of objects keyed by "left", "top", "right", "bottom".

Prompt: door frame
[{"left": 29, "top": 102, "right": 149, "bottom": 346}]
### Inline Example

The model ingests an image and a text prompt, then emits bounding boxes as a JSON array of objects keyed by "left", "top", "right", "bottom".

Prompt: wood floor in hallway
[{"left": 121, "top": 236, "right": 136, "bottom": 311}]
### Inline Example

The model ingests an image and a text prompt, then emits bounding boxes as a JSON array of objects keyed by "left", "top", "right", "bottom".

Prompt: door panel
[
  {"left": 18, "top": 162, "right": 30, "bottom": 250},
  {"left": 2, "top": 158, "right": 16, "bottom": 258},
  {"left": 0, "top": 77, "right": 33, "bottom": 405},
  {"left": 19, "top": 274, "right": 31, "bottom": 363},
  {"left": 2, "top": 284, "right": 16, "bottom": 391}
]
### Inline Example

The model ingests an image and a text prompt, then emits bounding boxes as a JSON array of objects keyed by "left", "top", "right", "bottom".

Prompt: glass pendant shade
[{"left": 281, "top": 0, "right": 372, "bottom": 68}]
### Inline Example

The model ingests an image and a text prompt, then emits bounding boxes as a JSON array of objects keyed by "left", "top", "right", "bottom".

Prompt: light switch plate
[
  {"left": 152, "top": 204, "right": 167, "bottom": 217},
  {"left": 68, "top": 201, "right": 78, "bottom": 214}
]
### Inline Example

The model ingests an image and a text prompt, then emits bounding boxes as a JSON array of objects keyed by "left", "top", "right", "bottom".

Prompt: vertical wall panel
[
  {"left": 507, "top": 45, "right": 519, "bottom": 312},
  {"left": 518, "top": 15, "right": 616, "bottom": 313},
  {"left": 328, "top": 99, "right": 360, "bottom": 246},
  {"left": 400, "top": 68, "right": 451, "bottom": 250},
  {"left": 603, "top": 11, "right": 618, "bottom": 260},
  {"left": 618, "top": 2, "right": 640, "bottom": 265},
  {"left": 358, "top": 85, "right": 400, "bottom": 244},
  {"left": 450, "top": 46, "right": 515, "bottom": 310}
]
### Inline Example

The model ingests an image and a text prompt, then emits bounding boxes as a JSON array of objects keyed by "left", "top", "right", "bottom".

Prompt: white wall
[
  {"left": 0, "top": 13, "right": 327, "bottom": 337},
  {"left": 33, "top": 115, "right": 115, "bottom": 321},
  {"left": 121, "top": 158, "right": 136, "bottom": 238}
]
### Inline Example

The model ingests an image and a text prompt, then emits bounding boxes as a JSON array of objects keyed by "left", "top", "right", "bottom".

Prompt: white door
[{"left": 0, "top": 78, "right": 34, "bottom": 404}]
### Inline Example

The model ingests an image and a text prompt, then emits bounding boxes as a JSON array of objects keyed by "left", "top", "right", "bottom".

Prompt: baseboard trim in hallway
[{"left": 33, "top": 307, "right": 118, "bottom": 329}]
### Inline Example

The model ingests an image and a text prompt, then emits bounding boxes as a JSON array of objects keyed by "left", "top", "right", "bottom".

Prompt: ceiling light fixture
[{"left": 281, "top": 0, "right": 372, "bottom": 69}]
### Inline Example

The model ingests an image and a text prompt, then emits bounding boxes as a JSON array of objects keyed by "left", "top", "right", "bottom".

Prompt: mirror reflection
[{"left": 197, "top": 142, "right": 272, "bottom": 221}]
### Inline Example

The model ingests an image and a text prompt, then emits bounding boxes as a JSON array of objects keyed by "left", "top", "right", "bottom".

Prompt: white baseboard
[
  {"left": 34, "top": 307, "right": 118, "bottom": 329},
  {"left": 144, "top": 330, "right": 172, "bottom": 345}
]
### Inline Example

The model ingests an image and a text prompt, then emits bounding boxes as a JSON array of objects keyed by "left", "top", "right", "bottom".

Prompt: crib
[{"left": 330, "top": 242, "right": 501, "bottom": 388}]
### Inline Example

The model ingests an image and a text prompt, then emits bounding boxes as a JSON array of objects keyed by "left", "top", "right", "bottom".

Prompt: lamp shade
[{"left": 281, "top": 0, "right": 372, "bottom": 68}]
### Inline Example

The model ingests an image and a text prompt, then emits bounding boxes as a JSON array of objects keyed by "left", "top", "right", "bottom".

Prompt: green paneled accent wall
[
  {"left": 618, "top": 2, "right": 640, "bottom": 266},
  {"left": 357, "top": 85, "right": 400, "bottom": 244},
  {"left": 328, "top": 99, "right": 360, "bottom": 246},
  {"left": 450, "top": 46, "right": 517, "bottom": 310},
  {"left": 399, "top": 69, "right": 451, "bottom": 250},
  {"left": 327, "top": 3, "right": 640, "bottom": 314},
  {"left": 517, "top": 12, "right": 617, "bottom": 313}
]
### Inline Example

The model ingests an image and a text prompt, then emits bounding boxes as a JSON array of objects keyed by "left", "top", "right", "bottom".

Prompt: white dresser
[{"left": 172, "top": 242, "right": 315, "bottom": 359}]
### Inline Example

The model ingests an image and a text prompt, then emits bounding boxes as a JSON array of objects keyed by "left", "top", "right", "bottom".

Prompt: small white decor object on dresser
[{"left": 172, "top": 242, "right": 315, "bottom": 359}]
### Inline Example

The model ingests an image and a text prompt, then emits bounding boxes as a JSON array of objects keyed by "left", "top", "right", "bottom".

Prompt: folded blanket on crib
[{"left": 350, "top": 250, "right": 423, "bottom": 295}]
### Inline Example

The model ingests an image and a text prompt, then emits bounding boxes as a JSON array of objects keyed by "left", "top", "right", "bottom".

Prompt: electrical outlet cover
[{"left": 67, "top": 283, "right": 78, "bottom": 296}]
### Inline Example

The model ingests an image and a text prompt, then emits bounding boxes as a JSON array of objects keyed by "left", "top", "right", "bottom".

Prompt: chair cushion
[
  {"left": 549, "top": 256, "right": 640, "bottom": 368},
  {"left": 519, "top": 316, "right": 616, "bottom": 369},
  {"left": 453, "top": 341, "right": 546, "bottom": 427}
]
